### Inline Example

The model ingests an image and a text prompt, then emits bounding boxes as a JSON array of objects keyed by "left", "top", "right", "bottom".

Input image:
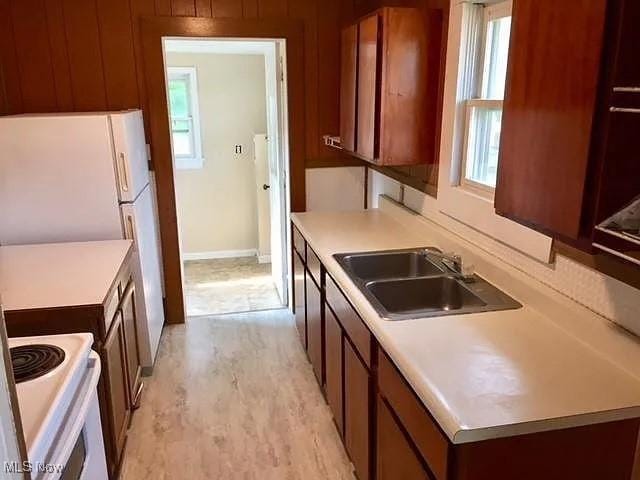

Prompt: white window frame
[
  {"left": 167, "top": 66, "right": 204, "bottom": 170},
  {"left": 460, "top": 0, "right": 512, "bottom": 197}
]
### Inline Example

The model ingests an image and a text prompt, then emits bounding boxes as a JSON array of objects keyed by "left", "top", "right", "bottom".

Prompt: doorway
[{"left": 161, "top": 38, "right": 290, "bottom": 317}]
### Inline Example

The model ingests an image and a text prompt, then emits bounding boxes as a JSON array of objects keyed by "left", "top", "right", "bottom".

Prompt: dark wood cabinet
[
  {"left": 291, "top": 221, "right": 640, "bottom": 480},
  {"left": 324, "top": 306, "right": 344, "bottom": 436},
  {"left": 357, "top": 14, "right": 380, "bottom": 161},
  {"left": 102, "top": 311, "right": 131, "bottom": 473},
  {"left": 340, "top": 23, "right": 358, "bottom": 153},
  {"left": 121, "top": 280, "right": 142, "bottom": 410},
  {"left": 306, "top": 271, "right": 324, "bottom": 384},
  {"left": 293, "top": 251, "right": 307, "bottom": 349},
  {"left": 377, "top": 396, "right": 431, "bottom": 480},
  {"left": 340, "top": 7, "right": 442, "bottom": 166},
  {"left": 496, "top": 0, "right": 640, "bottom": 273},
  {"left": 495, "top": 0, "right": 608, "bottom": 239},
  {"left": 344, "top": 340, "right": 371, "bottom": 480}
]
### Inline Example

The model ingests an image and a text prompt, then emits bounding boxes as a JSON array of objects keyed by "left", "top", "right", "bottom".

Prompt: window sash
[
  {"left": 459, "top": 1, "right": 511, "bottom": 193},
  {"left": 461, "top": 99, "right": 503, "bottom": 194},
  {"left": 166, "top": 67, "right": 203, "bottom": 168}
]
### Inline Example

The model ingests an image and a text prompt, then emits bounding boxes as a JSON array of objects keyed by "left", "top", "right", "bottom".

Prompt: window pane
[
  {"left": 168, "top": 78, "right": 190, "bottom": 118},
  {"left": 465, "top": 106, "right": 502, "bottom": 188},
  {"left": 172, "top": 131, "right": 193, "bottom": 157},
  {"left": 482, "top": 16, "right": 511, "bottom": 100}
]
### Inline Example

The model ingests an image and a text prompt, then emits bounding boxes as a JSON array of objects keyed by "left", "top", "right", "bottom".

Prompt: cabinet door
[
  {"left": 495, "top": 0, "right": 607, "bottom": 239},
  {"left": 344, "top": 340, "right": 370, "bottom": 480},
  {"left": 357, "top": 14, "right": 380, "bottom": 161},
  {"left": 377, "top": 396, "right": 431, "bottom": 480},
  {"left": 306, "top": 273, "right": 324, "bottom": 384},
  {"left": 121, "top": 279, "right": 142, "bottom": 409},
  {"left": 293, "top": 251, "right": 307, "bottom": 349},
  {"left": 380, "top": 8, "right": 433, "bottom": 166},
  {"left": 325, "top": 306, "right": 344, "bottom": 436},
  {"left": 102, "top": 312, "right": 130, "bottom": 466},
  {"left": 340, "top": 24, "right": 358, "bottom": 152},
  {"left": 612, "top": 0, "right": 640, "bottom": 89}
]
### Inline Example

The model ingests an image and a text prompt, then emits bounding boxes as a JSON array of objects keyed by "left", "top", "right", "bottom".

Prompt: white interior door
[
  {"left": 264, "top": 41, "right": 289, "bottom": 305},
  {"left": 253, "top": 134, "right": 271, "bottom": 263}
]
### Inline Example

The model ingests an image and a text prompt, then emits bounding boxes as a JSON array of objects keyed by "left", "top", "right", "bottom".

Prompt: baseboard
[
  {"left": 182, "top": 249, "right": 257, "bottom": 261},
  {"left": 258, "top": 254, "right": 271, "bottom": 264}
]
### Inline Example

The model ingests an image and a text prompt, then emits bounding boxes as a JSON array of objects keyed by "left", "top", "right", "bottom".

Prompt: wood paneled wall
[{"left": 0, "top": 0, "right": 354, "bottom": 164}]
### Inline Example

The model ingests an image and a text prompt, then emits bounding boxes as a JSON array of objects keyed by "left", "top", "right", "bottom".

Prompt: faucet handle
[{"left": 460, "top": 261, "right": 476, "bottom": 280}]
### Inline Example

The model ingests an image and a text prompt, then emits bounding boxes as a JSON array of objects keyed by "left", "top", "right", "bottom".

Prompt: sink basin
[
  {"left": 367, "top": 277, "right": 486, "bottom": 315},
  {"left": 335, "top": 249, "right": 444, "bottom": 281},
  {"left": 333, "top": 248, "right": 522, "bottom": 321}
]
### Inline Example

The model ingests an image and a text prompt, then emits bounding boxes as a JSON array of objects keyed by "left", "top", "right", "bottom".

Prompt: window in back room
[
  {"left": 168, "top": 66, "right": 204, "bottom": 170},
  {"left": 460, "top": 0, "right": 512, "bottom": 194}
]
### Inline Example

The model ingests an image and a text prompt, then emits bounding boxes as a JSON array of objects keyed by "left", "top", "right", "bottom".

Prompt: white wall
[
  {"left": 166, "top": 52, "right": 267, "bottom": 257},
  {"left": 306, "top": 167, "right": 366, "bottom": 212}
]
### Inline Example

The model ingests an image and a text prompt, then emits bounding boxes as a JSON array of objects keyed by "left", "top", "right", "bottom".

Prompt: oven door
[{"left": 44, "top": 352, "right": 108, "bottom": 480}]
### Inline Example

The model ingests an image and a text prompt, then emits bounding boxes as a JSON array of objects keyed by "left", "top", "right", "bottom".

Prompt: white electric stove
[{"left": 9, "top": 333, "right": 108, "bottom": 480}]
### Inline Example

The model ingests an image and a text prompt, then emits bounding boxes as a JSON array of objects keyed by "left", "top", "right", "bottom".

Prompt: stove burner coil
[{"left": 10, "top": 344, "right": 66, "bottom": 383}]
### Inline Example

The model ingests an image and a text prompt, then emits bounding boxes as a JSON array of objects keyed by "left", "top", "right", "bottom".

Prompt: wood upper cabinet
[
  {"left": 495, "top": 0, "right": 608, "bottom": 239},
  {"left": 340, "top": 23, "right": 358, "bottom": 153},
  {"left": 121, "top": 279, "right": 142, "bottom": 409},
  {"left": 102, "top": 311, "right": 130, "bottom": 472},
  {"left": 340, "top": 7, "right": 442, "bottom": 166},
  {"left": 306, "top": 271, "right": 324, "bottom": 384},
  {"left": 357, "top": 14, "right": 380, "bottom": 161},
  {"left": 293, "top": 250, "right": 307, "bottom": 350}
]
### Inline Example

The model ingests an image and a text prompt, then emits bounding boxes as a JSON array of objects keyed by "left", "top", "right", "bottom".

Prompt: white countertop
[
  {"left": 292, "top": 205, "right": 640, "bottom": 444},
  {"left": 0, "top": 240, "right": 133, "bottom": 311}
]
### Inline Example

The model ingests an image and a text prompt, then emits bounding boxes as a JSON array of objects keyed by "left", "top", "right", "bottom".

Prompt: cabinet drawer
[
  {"left": 326, "top": 275, "right": 372, "bottom": 368},
  {"left": 378, "top": 351, "right": 450, "bottom": 480},
  {"left": 307, "top": 247, "right": 322, "bottom": 288},
  {"left": 292, "top": 225, "right": 306, "bottom": 260}
]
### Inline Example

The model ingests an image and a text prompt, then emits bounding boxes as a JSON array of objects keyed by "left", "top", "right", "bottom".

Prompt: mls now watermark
[{"left": 5, "top": 461, "right": 64, "bottom": 474}]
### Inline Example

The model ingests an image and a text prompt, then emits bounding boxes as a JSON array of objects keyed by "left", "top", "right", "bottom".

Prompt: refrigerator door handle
[
  {"left": 118, "top": 152, "right": 130, "bottom": 193},
  {"left": 125, "top": 214, "right": 137, "bottom": 244}
]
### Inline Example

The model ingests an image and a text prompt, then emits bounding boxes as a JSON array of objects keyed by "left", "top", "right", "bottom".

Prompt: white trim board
[
  {"left": 182, "top": 249, "right": 257, "bottom": 261},
  {"left": 258, "top": 255, "right": 271, "bottom": 264}
]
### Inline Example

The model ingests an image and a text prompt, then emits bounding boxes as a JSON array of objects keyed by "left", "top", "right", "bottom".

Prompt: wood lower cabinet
[
  {"left": 291, "top": 221, "right": 640, "bottom": 480},
  {"left": 377, "top": 396, "right": 431, "bottom": 480},
  {"left": 4, "top": 248, "right": 142, "bottom": 479},
  {"left": 306, "top": 272, "right": 324, "bottom": 384},
  {"left": 324, "top": 306, "right": 344, "bottom": 436},
  {"left": 102, "top": 312, "right": 131, "bottom": 473},
  {"left": 120, "top": 280, "right": 142, "bottom": 409},
  {"left": 344, "top": 340, "right": 371, "bottom": 480},
  {"left": 293, "top": 251, "right": 307, "bottom": 349}
]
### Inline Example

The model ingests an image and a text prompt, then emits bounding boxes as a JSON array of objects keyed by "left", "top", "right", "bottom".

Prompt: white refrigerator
[{"left": 0, "top": 110, "right": 165, "bottom": 372}]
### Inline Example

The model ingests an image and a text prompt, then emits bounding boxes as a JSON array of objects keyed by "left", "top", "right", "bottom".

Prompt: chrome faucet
[{"left": 424, "top": 250, "right": 475, "bottom": 280}]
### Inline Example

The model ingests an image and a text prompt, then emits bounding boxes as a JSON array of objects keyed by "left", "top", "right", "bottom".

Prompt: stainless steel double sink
[{"left": 334, "top": 248, "right": 522, "bottom": 321}]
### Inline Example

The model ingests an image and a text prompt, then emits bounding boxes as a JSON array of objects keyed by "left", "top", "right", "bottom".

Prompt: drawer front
[
  {"left": 378, "top": 351, "right": 449, "bottom": 480},
  {"left": 292, "top": 225, "right": 306, "bottom": 259},
  {"left": 326, "top": 275, "right": 371, "bottom": 368},
  {"left": 307, "top": 247, "right": 322, "bottom": 288}
]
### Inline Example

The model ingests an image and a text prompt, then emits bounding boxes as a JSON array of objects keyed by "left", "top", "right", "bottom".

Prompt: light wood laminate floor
[
  {"left": 184, "top": 258, "right": 283, "bottom": 317},
  {"left": 121, "top": 310, "right": 356, "bottom": 480}
]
